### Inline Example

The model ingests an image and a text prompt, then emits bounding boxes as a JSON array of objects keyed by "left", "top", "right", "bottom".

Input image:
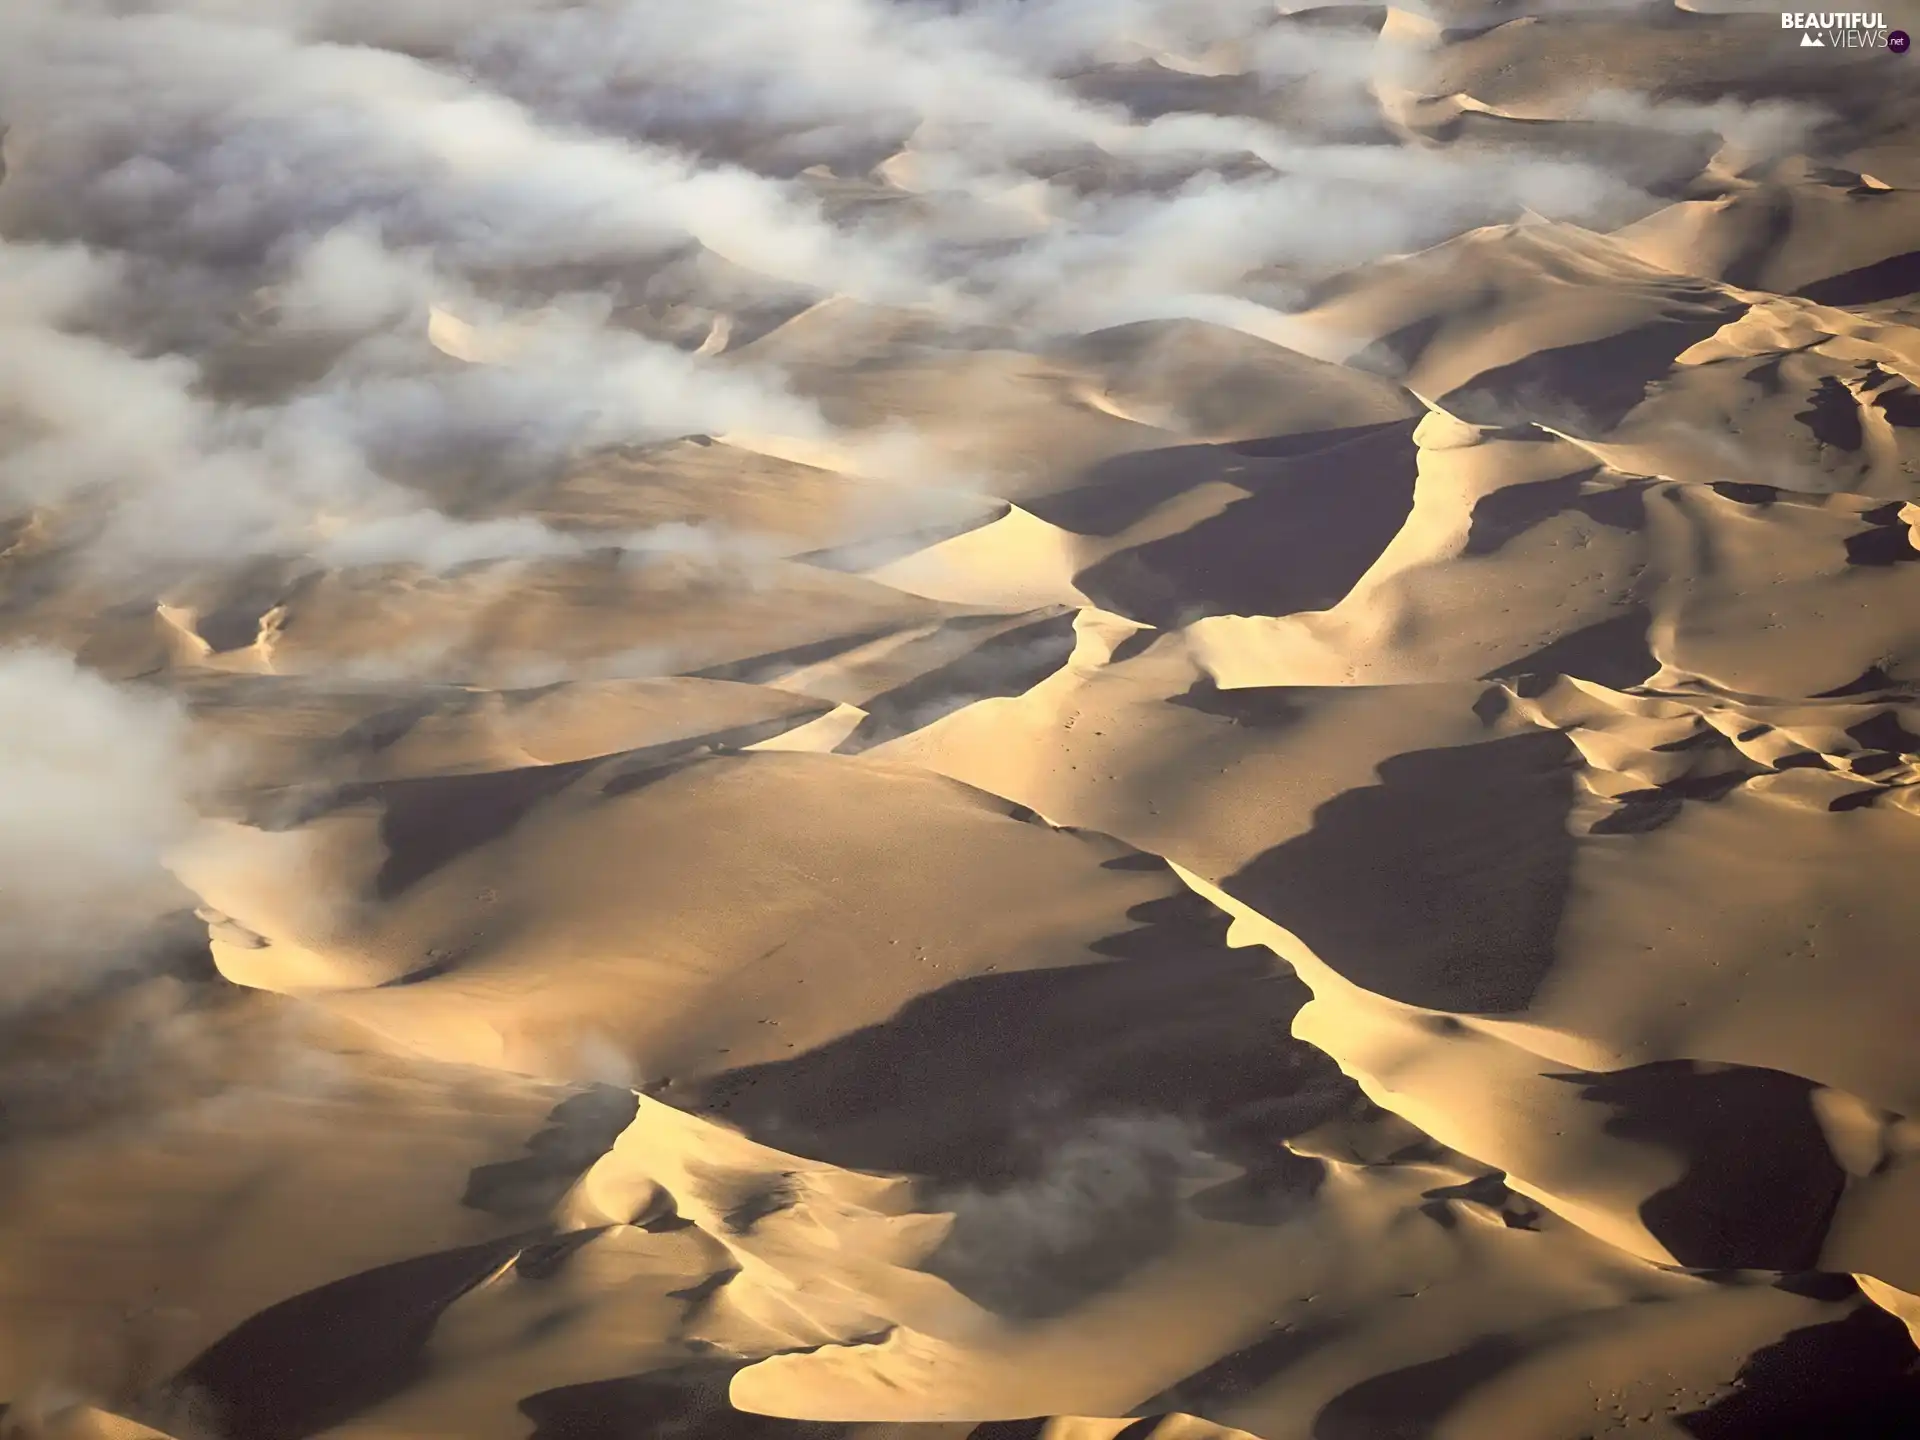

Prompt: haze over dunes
[{"left": 3, "top": 1, "right": 1920, "bottom": 1438}]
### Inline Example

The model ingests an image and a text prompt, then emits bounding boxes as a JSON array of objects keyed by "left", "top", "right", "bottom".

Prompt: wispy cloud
[{"left": 0, "top": 648, "right": 209, "bottom": 1007}]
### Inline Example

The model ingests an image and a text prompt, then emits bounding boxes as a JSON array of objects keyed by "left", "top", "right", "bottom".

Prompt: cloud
[
  {"left": 925, "top": 1113, "right": 1218, "bottom": 1319},
  {"left": 1576, "top": 90, "right": 1828, "bottom": 158},
  {"left": 0, "top": 0, "right": 1763, "bottom": 593},
  {"left": 0, "top": 648, "right": 211, "bottom": 1008},
  {"left": 0, "top": 229, "right": 843, "bottom": 573},
  {"left": 0, "top": 4, "right": 916, "bottom": 576},
  {"left": 0, "top": 6, "right": 922, "bottom": 296}
]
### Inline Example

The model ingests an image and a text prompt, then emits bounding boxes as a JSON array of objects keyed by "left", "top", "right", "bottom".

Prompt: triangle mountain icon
[{"left": 1801, "top": 31, "right": 1825, "bottom": 45}]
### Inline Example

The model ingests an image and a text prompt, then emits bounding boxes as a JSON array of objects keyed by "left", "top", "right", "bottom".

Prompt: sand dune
[
  {"left": 1052, "top": 320, "right": 1420, "bottom": 443},
  {"left": 4, "top": 1, "right": 1920, "bottom": 1437}
]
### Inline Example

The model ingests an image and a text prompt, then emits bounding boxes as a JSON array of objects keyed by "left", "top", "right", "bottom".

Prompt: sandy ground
[{"left": 3, "top": 1, "right": 1920, "bottom": 1437}]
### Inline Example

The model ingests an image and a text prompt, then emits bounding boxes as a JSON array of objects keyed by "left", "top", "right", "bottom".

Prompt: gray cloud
[
  {"left": 1575, "top": 90, "right": 1830, "bottom": 159},
  {"left": 926, "top": 1114, "right": 1219, "bottom": 1320},
  {"left": 0, "top": 648, "right": 211, "bottom": 1008},
  {"left": 0, "top": 0, "right": 1804, "bottom": 590}
]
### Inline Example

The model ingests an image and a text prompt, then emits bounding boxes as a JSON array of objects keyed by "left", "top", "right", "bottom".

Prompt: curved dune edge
[{"left": 867, "top": 505, "right": 1092, "bottom": 610}]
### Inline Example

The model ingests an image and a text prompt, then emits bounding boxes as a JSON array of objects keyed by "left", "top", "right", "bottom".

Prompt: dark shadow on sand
[
  {"left": 1068, "top": 423, "right": 1420, "bottom": 627},
  {"left": 361, "top": 757, "right": 602, "bottom": 900},
  {"left": 1134, "top": 1319, "right": 1357, "bottom": 1421},
  {"left": 1549, "top": 1060, "right": 1845, "bottom": 1272},
  {"left": 685, "top": 881, "right": 1343, "bottom": 1186},
  {"left": 1797, "top": 375, "right": 1867, "bottom": 453},
  {"left": 1216, "top": 730, "right": 1581, "bottom": 1014},
  {"left": 523, "top": 1361, "right": 849, "bottom": 1440},
  {"left": 838, "top": 611, "right": 1079, "bottom": 753},
  {"left": 1461, "top": 470, "right": 1645, "bottom": 557},
  {"left": 1167, "top": 678, "right": 1312, "bottom": 730},
  {"left": 463, "top": 1083, "right": 640, "bottom": 1222},
  {"left": 1439, "top": 311, "right": 1739, "bottom": 438},
  {"left": 335, "top": 710, "right": 830, "bottom": 901},
  {"left": 1845, "top": 505, "right": 1920, "bottom": 567},
  {"left": 1678, "top": 1301, "right": 1920, "bottom": 1438},
  {"left": 1311, "top": 1335, "right": 1531, "bottom": 1440},
  {"left": 160, "top": 1232, "right": 537, "bottom": 1440},
  {"left": 678, "top": 873, "right": 1355, "bottom": 1319},
  {"left": 1484, "top": 607, "right": 1660, "bottom": 692},
  {"left": 1798, "top": 248, "right": 1920, "bottom": 309},
  {"left": 1022, "top": 421, "right": 1413, "bottom": 542}
]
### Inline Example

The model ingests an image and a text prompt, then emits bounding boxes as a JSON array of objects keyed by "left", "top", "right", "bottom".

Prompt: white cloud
[{"left": 0, "top": 649, "right": 207, "bottom": 1007}]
